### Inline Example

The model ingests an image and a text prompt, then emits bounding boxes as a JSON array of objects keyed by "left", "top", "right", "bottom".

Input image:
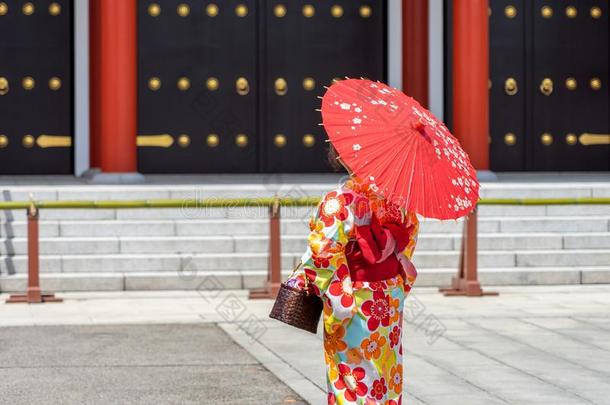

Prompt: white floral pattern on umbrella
[{"left": 322, "top": 79, "right": 479, "bottom": 220}]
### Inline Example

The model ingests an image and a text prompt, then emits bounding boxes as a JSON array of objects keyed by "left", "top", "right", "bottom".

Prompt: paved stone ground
[
  {"left": 0, "top": 324, "right": 306, "bottom": 405},
  {"left": 1, "top": 285, "right": 609, "bottom": 404}
]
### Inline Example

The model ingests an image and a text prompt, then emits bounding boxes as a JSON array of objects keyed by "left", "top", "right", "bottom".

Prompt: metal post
[
  {"left": 249, "top": 197, "right": 282, "bottom": 299},
  {"left": 6, "top": 203, "right": 62, "bottom": 304},
  {"left": 26, "top": 204, "right": 42, "bottom": 302},
  {"left": 439, "top": 209, "right": 497, "bottom": 297}
]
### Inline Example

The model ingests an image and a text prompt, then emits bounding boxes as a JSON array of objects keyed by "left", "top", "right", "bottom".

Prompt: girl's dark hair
[{"left": 327, "top": 143, "right": 345, "bottom": 172}]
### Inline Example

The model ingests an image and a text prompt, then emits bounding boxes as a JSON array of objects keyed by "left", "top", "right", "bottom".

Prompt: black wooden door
[
  {"left": 262, "top": 0, "right": 386, "bottom": 172},
  {"left": 0, "top": 0, "right": 73, "bottom": 174},
  {"left": 138, "top": 0, "right": 258, "bottom": 173},
  {"left": 489, "top": 0, "right": 526, "bottom": 171},
  {"left": 489, "top": 0, "right": 609, "bottom": 171},
  {"left": 531, "top": 0, "right": 609, "bottom": 170},
  {"left": 138, "top": 0, "right": 386, "bottom": 173}
]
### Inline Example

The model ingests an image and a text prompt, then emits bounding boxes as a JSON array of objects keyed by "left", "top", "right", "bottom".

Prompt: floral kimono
[{"left": 294, "top": 177, "right": 419, "bottom": 405}]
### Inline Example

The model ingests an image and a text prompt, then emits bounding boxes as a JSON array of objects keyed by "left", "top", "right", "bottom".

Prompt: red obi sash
[{"left": 345, "top": 214, "right": 413, "bottom": 282}]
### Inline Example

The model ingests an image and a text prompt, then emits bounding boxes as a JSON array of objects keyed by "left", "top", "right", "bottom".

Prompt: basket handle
[
  {"left": 287, "top": 261, "right": 314, "bottom": 295},
  {"left": 288, "top": 261, "right": 303, "bottom": 279}
]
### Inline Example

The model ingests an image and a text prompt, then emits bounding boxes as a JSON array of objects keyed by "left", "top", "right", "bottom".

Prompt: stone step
[
  {"left": 2, "top": 249, "right": 610, "bottom": 274},
  {"left": 0, "top": 183, "right": 334, "bottom": 201},
  {"left": 1, "top": 266, "right": 609, "bottom": 292},
  {"left": 1, "top": 180, "right": 609, "bottom": 201},
  {"left": 0, "top": 219, "right": 274, "bottom": 238},
  {"left": 416, "top": 266, "right": 610, "bottom": 287},
  {"left": 493, "top": 216, "right": 610, "bottom": 233},
  {"left": 2, "top": 232, "right": 609, "bottom": 255},
  {"left": 420, "top": 216, "right": 610, "bottom": 233},
  {"left": 0, "top": 216, "right": 608, "bottom": 238}
]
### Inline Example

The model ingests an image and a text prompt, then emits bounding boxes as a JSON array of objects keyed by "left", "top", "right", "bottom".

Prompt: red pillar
[
  {"left": 452, "top": 0, "right": 489, "bottom": 170},
  {"left": 90, "top": 0, "right": 137, "bottom": 172},
  {"left": 402, "top": 0, "right": 429, "bottom": 107}
]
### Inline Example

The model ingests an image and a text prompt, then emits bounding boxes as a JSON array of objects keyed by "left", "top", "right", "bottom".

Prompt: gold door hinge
[
  {"left": 137, "top": 134, "right": 174, "bottom": 148},
  {"left": 579, "top": 133, "right": 610, "bottom": 146},
  {"left": 37, "top": 135, "right": 72, "bottom": 148}
]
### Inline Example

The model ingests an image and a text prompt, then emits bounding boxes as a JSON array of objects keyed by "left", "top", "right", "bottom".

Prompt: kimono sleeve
[
  {"left": 401, "top": 211, "right": 419, "bottom": 260},
  {"left": 396, "top": 211, "right": 419, "bottom": 287},
  {"left": 298, "top": 191, "right": 351, "bottom": 298}
]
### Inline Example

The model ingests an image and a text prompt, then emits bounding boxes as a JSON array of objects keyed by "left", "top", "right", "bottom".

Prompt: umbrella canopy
[{"left": 321, "top": 79, "right": 479, "bottom": 220}]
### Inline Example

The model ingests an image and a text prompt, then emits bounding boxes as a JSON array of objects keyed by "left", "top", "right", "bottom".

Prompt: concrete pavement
[
  {"left": 0, "top": 285, "right": 609, "bottom": 404},
  {"left": 0, "top": 324, "right": 306, "bottom": 405}
]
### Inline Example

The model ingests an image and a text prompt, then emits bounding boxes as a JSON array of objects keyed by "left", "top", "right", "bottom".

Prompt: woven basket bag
[{"left": 269, "top": 263, "right": 323, "bottom": 334}]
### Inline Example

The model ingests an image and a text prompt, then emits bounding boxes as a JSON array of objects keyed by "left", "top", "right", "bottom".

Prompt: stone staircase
[{"left": 0, "top": 176, "right": 609, "bottom": 291}]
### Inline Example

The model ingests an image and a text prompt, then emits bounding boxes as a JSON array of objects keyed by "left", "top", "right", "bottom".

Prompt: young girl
[{"left": 291, "top": 146, "right": 419, "bottom": 404}]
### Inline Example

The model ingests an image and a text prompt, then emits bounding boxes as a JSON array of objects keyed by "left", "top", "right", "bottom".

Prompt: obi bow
[{"left": 354, "top": 213, "right": 413, "bottom": 264}]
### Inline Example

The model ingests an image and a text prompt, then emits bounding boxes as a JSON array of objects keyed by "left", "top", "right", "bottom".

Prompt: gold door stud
[
  {"left": 235, "top": 4, "right": 248, "bottom": 17},
  {"left": 565, "top": 6, "right": 577, "bottom": 18},
  {"left": 177, "top": 134, "right": 190, "bottom": 147},
  {"left": 207, "top": 77, "right": 219, "bottom": 91},
  {"left": 274, "top": 4, "right": 286, "bottom": 18},
  {"left": 177, "top": 77, "right": 190, "bottom": 91},
  {"left": 274, "top": 134, "right": 287, "bottom": 148},
  {"left": 49, "top": 77, "right": 62, "bottom": 91},
  {"left": 303, "top": 134, "right": 315, "bottom": 147},
  {"left": 541, "top": 6, "right": 553, "bottom": 18},
  {"left": 206, "top": 134, "right": 219, "bottom": 147},
  {"left": 22, "top": 134, "right": 35, "bottom": 148},
  {"left": 360, "top": 5, "right": 372, "bottom": 18},
  {"left": 504, "top": 133, "right": 517, "bottom": 146},
  {"left": 590, "top": 77, "right": 602, "bottom": 90},
  {"left": 49, "top": 2, "right": 61, "bottom": 16},
  {"left": 302, "top": 4, "right": 314, "bottom": 18},
  {"left": 274, "top": 78, "right": 288, "bottom": 95},
  {"left": 177, "top": 3, "right": 190, "bottom": 17},
  {"left": 235, "top": 134, "right": 248, "bottom": 147},
  {"left": 504, "top": 5, "right": 517, "bottom": 18},
  {"left": 22, "top": 76, "right": 35, "bottom": 90},
  {"left": 541, "top": 133, "right": 553, "bottom": 145},
  {"left": 206, "top": 3, "right": 219, "bottom": 17},
  {"left": 302, "top": 77, "right": 316, "bottom": 91},
  {"left": 236, "top": 77, "right": 249, "bottom": 95},
  {"left": 22, "top": 2, "right": 34, "bottom": 15},
  {"left": 148, "top": 3, "right": 161, "bottom": 17},
  {"left": 590, "top": 7, "right": 602, "bottom": 19},
  {"left": 331, "top": 5, "right": 343, "bottom": 18},
  {"left": 148, "top": 77, "right": 161, "bottom": 91}
]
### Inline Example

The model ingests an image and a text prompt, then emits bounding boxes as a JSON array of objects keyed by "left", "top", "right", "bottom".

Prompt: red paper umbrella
[{"left": 321, "top": 79, "right": 479, "bottom": 220}]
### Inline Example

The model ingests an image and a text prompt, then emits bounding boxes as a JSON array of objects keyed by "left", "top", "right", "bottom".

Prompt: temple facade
[{"left": 0, "top": 0, "right": 607, "bottom": 175}]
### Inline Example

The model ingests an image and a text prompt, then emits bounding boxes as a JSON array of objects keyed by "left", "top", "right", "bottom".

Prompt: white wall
[
  {"left": 387, "top": 0, "right": 403, "bottom": 90},
  {"left": 74, "top": 0, "right": 90, "bottom": 175},
  {"left": 387, "top": 0, "right": 444, "bottom": 120},
  {"left": 428, "top": 0, "right": 444, "bottom": 120}
]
